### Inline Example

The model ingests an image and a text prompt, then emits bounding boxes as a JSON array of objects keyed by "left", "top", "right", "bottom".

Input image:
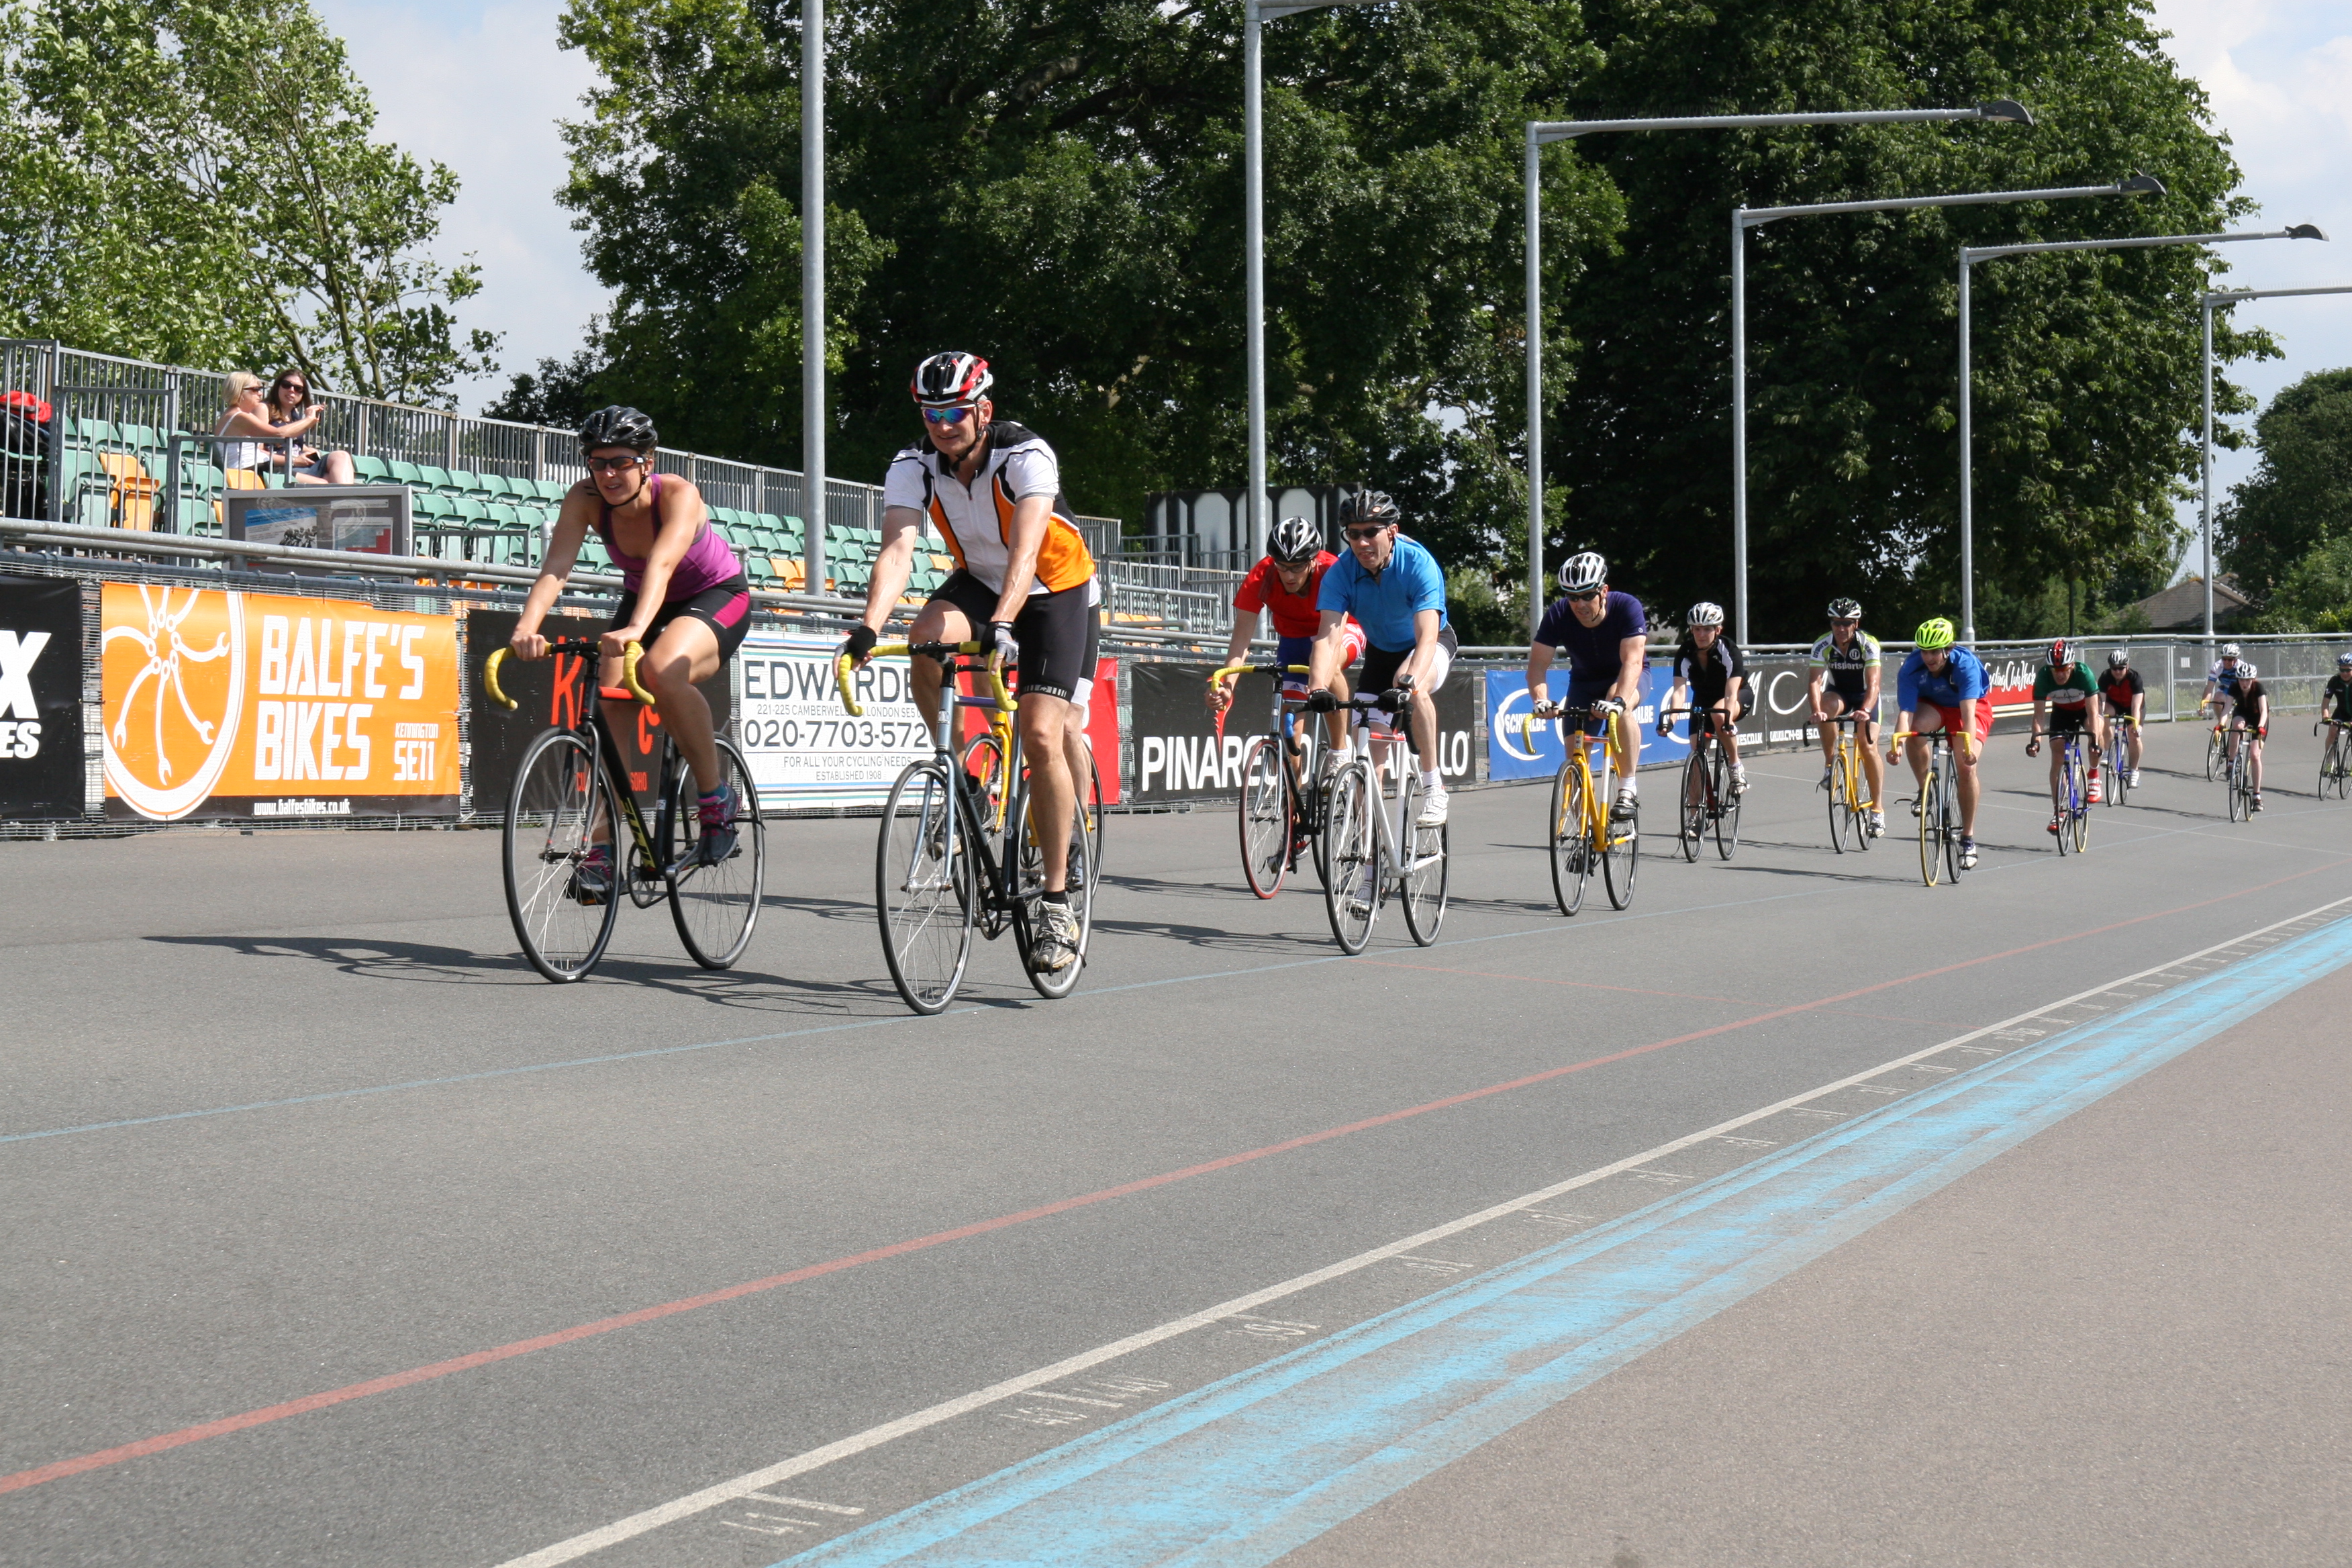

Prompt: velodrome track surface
[{"left": 4, "top": 720, "right": 2348, "bottom": 1565}]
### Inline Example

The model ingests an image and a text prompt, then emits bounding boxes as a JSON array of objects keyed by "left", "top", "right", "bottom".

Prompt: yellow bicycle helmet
[{"left": 1914, "top": 616, "right": 1957, "bottom": 650}]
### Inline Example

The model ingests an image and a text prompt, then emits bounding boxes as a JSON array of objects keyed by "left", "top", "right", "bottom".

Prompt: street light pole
[
  {"left": 801, "top": 0, "right": 826, "bottom": 593},
  {"left": 1243, "top": 0, "right": 1378, "bottom": 567},
  {"left": 1732, "top": 177, "right": 2156, "bottom": 644},
  {"left": 2199, "top": 277, "right": 2349, "bottom": 642},
  {"left": 1522, "top": 103, "right": 2030, "bottom": 636},
  {"left": 1957, "top": 221, "right": 2324, "bottom": 644}
]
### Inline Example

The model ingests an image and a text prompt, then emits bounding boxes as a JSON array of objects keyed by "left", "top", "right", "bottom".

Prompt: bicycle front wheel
[
  {"left": 1549, "top": 760, "right": 1591, "bottom": 916},
  {"left": 1398, "top": 775, "right": 1448, "bottom": 946},
  {"left": 2070, "top": 756, "right": 2091, "bottom": 854},
  {"left": 876, "top": 761, "right": 976, "bottom": 1015},
  {"left": 1827, "top": 748, "right": 1856, "bottom": 854},
  {"left": 503, "top": 728, "right": 622, "bottom": 983},
  {"left": 1322, "top": 761, "right": 1381, "bottom": 954},
  {"left": 1680, "top": 751, "right": 1706, "bottom": 863},
  {"left": 1604, "top": 789, "right": 1640, "bottom": 910},
  {"left": 667, "top": 736, "right": 766, "bottom": 969},
  {"left": 2206, "top": 727, "right": 2222, "bottom": 781},
  {"left": 1918, "top": 757, "right": 1943, "bottom": 887},
  {"left": 1714, "top": 752, "right": 1742, "bottom": 861},
  {"left": 1238, "top": 734, "right": 1291, "bottom": 898}
]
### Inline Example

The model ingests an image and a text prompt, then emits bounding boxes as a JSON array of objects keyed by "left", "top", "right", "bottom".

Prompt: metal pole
[
  {"left": 2202, "top": 297, "right": 2214, "bottom": 648},
  {"left": 1958, "top": 254, "right": 1973, "bottom": 643},
  {"left": 1731, "top": 208, "right": 1748, "bottom": 646},
  {"left": 801, "top": 0, "right": 827, "bottom": 594},
  {"left": 1524, "top": 130, "right": 1543, "bottom": 634},
  {"left": 1243, "top": 0, "right": 1267, "bottom": 565}
]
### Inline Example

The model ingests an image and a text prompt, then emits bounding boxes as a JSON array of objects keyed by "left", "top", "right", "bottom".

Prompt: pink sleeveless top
[{"left": 595, "top": 473, "right": 741, "bottom": 599}]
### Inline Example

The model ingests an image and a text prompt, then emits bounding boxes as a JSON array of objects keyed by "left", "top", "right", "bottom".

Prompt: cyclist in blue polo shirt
[
  {"left": 1306, "top": 489, "right": 1455, "bottom": 825},
  {"left": 1890, "top": 616, "right": 1990, "bottom": 870}
]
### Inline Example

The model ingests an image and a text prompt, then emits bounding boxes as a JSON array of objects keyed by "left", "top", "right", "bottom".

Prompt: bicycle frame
[
  {"left": 486, "top": 638, "right": 675, "bottom": 885},
  {"left": 1890, "top": 726, "right": 1971, "bottom": 886}
]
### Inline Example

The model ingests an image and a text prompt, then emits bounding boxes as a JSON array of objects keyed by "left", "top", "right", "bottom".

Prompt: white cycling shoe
[{"left": 1416, "top": 785, "right": 1449, "bottom": 827}]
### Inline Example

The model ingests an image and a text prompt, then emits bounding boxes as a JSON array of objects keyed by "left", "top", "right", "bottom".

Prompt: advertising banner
[
  {"left": 1130, "top": 660, "right": 1475, "bottom": 804},
  {"left": 1485, "top": 664, "right": 1685, "bottom": 782},
  {"left": 1976, "top": 647, "right": 2040, "bottom": 732},
  {"left": 0, "top": 574, "right": 87, "bottom": 819},
  {"left": 1739, "top": 654, "right": 1827, "bottom": 749},
  {"left": 100, "top": 582, "right": 459, "bottom": 820},
  {"left": 465, "top": 609, "right": 729, "bottom": 810}
]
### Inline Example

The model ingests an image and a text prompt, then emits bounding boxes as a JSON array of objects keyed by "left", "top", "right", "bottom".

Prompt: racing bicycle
[
  {"left": 838, "top": 641, "right": 1096, "bottom": 1013},
  {"left": 1320, "top": 684, "right": 1448, "bottom": 953},
  {"left": 1664, "top": 706, "right": 1740, "bottom": 862},
  {"left": 485, "top": 638, "right": 765, "bottom": 983},
  {"left": 2221, "top": 722, "right": 2262, "bottom": 822},
  {"left": 2030, "top": 726, "right": 2092, "bottom": 856},
  {"left": 1822, "top": 712, "right": 1875, "bottom": 853},
  {"left": 1892, "top": 728, "right": 1969, "bottom": 887},
  {"left": 1527, "top": 701, "right": 1638, "bottom": 916},
  {"left": 2104, "top": 714, "right": 2137, "bottom": 806},
  {"left": 2318, "top": 718, "right": 2351, "bottom": 801},
  {"left": 1211, "top": 660, "right": 1328, "bottom": 898}
]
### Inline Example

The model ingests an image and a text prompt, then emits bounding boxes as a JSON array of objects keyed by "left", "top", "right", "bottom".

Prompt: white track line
[{"left": 493, "top": 892, "right": 2352, "bottom": 1568}]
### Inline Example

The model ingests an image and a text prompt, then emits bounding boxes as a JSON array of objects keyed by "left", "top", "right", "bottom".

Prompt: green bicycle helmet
[{"left": 1915, "top": 616, "right": 1957, "bottom": 651}]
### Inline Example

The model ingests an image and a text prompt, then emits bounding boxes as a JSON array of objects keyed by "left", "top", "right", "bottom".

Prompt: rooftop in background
[{"left": 2132, "top": 573, "right": 2252, "bottom": 631}]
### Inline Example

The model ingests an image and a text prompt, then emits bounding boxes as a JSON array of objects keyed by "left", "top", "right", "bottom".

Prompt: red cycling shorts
[{"left": 1925, "top": 697, "right": 1994, "bottom": 745}]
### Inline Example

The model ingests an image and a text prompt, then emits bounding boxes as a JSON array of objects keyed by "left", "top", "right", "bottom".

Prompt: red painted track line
[{"left": 3, "top": 861, "right": 2332, "bottom": 1497}]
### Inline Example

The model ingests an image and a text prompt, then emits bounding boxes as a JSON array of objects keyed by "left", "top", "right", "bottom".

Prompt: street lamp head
[
  {"left": 1975, "top": 99, "right": 2034, "bottom": 126},
  {"left": 2286, "top": 223, "right": 2329, "bottom": 240},
  {"left": 2119, "top": 173, "right": 2167, "bottom": 197}
]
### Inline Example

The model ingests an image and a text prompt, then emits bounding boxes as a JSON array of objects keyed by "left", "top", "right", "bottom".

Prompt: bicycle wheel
[
  {"left": 876, "top": 761, "right": 976, "bottom": 1015},
  {"left": 1680, "top": 749, "right": 1706, "bottom": 863},
  {"left": 2205, "top": 726, "right": 2222, "bottom": 781},
  {"left": 2053, "top": 752, "right": 2075, "bottom": 859},
  {"left": 1238, "top": 734, "right": 1291, "bottom": 898},
  {"left": 1603, "top": 788, "right": 1640, "bottom": 910},
  {"left": 1827, "top": 746, "right": 1856, "bottom": 854},
  {"left": 2110, "top": 738, "right": 2132, "bottom": 806},
  {"left": 2069, "top": 750, "right": 2091, "bottom": 854},
  {"left": 1549, "top": 758, "right": 1591, "bottom": 916},
  {"left": 2225, "top": 750, "right": 2245, "bottom": 822},
  {"left": 1322, "top": 761, "right": 1381, "bottom": 953},
  {"left": 1713, "top": 750, "right": 1742, "bottom": 861},
  {"left": 667, "top": 736, "right": 765, "bottom": 969},
  {"left": 1398, "top": 774, "right": 1448, "bottom": 946},
  {"left": 1083, "top": 745, "right": 1106, "bottom": 880},
  {"left": 1943, "top": 765, "right": 1966, "bottom": 883},
  {"left": 1918, "top": 754, "right": 1943, "bottom": 888},
  {"left": 503, "top": 728, "right": 624, "bottom": 983},
  {"left": 1015, "top": 787, "right": 1093, "bottom": 1000}
]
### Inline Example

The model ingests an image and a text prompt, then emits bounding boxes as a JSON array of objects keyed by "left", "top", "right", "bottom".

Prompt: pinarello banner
[
  {"left": 0, "top": 574, "right": 87, "bottom": 820},
  {"left": 1128, "top": 660, "right": 1475, "bottom": 804},
  {"left": 464, "top": 608, "right": 729, "bottom": 811},
  {"left": 99, "top": 583, "right": 459, "bottom": 821}
]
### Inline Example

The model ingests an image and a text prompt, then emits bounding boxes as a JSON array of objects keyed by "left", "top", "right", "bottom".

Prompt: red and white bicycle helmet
[{"left": 910, "top": 351, "right": 993, "bottom": 408}]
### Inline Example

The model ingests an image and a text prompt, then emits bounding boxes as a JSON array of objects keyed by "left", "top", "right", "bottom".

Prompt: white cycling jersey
[{"left": 883, "top": 422, "right": 1095, "bottom": 599}]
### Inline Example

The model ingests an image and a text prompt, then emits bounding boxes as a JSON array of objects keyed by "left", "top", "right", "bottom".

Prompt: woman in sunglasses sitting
[{"left": 262, "top": 369, "right": 356, "bottom": 485}]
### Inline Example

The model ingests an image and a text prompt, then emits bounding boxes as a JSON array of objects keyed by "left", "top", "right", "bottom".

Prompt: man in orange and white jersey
[{"left": 841, "top": 351, "right": 1097, "bottom": 971}]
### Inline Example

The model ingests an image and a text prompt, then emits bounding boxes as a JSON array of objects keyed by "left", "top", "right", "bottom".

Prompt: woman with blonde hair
[
  {"left": 262, "top": 366, "right": 355, "bottom": 485},
  {"left": 212, "top": 371, "right": 275, "bottom": 474}
]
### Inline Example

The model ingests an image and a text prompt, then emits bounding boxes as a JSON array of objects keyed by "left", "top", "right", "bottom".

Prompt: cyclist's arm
[
  {"left": 1805, "top": 667, "right": 1826, "bottom": 714},
  {"left": 856, "top": 505, "right": 928, "bottom": 637},
  {"left": 1308, "top": 609, "right": 1353, "bottom": 694},
  {"left": 989, "top": 493, "right": 1057, "bottom": 624},
  {"left": 1525, "top": 640, "right": 1556, "bottom": 705},
  {"left": 512, "top": 497, "right": 594, "bottom": 653},
  {"left": 1399, "top": 608, "right": 1442, "bottom": 690},
  {"left": 1612, "top": 633, "right": 1645, "bottom": 707},
  {"left": 1212, "top": 609, "right": 1259, "bottom": 706}
]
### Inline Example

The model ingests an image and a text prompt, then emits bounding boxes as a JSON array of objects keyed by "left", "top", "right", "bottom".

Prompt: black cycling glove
[
  {"left": 1304, "top": 688, "right": 1338, "bottom": 714},
  {"left": 840, "top": 624, "right": 878, "bottom": 665}
]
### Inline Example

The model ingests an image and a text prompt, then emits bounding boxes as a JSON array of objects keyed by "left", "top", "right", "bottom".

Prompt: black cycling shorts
[
  {"left": 928, "top": 569, "right": 1099, "bottom": 703},
  {"left": 1824, "top": 681, "right": 1873, "bottom": 715},
  {"left": 2047, "top": 705, "right": 2090, "bottom": 735},
  {"left": 611, "top": 573, "right": 752, "bottom": 663},
  {"left": 1359, "top": 623, "right": 1459, "bottom": 699}
]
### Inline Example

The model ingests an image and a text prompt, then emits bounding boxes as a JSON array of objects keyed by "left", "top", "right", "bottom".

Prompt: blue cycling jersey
[
  {"left": 1896, "top": 645, "right": 1990, "bottom": 711},
  {"left": 1317, "top": 534, "right": 1448, "bottom": 652}
]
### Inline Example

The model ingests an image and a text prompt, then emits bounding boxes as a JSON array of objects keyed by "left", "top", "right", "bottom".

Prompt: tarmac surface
[{"left": 3, "top": 718, "right": 2347, "bottom": 1566}]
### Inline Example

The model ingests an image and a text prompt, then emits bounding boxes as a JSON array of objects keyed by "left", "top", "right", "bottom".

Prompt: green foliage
[
  {"left": 545, "top": 0, "right": 1620, "bottom": 567},
  {"left": 2218, "top": 366, "right": 2352, "bottom": 608},
  {"left": 1547, "top": 0, "right": 2260, "bottom": 642},
  {"left": 2257, "top": 534, "right": 2352, "bottom": 634},
  {"left": 0, "top": 0, "right": 495, "bottom": 403}
]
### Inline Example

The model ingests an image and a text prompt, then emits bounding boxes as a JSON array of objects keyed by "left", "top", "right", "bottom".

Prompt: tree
[
  {"left": 547, "top": 0, "right": 1620, "bottom": 569},
  {"left": 1541, "top": 0, "right": 2262, "bottom": 642},
  {"left": 0, "top": 0, "right": 496, "bottom": 404},
  {"left": 2218, "top": 366, "right": 2352, "bottom": 609}
]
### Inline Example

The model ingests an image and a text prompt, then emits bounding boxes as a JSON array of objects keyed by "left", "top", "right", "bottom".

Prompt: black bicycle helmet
[
  {"left": 1827, "top": 597, "right": 1862, "bottom": 621},
  {"left": 1337, "top": 489, "right": 1400, "bottom": 529},
  {"left": 578, "top": 405, "right": 658, "bottom": 453},
  {"left": 1269, "top": 515, "right": 1322, "bottom": 564}
]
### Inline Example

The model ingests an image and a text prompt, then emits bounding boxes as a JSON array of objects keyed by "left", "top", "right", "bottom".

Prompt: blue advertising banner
[{"left": 1484, "top": 663, "right": 1688, "bottom": 781}]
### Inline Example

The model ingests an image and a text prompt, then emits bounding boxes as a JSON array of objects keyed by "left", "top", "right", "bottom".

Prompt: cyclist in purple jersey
[{"left": 511, "top": 406, "right": 750, "bottom": 879}]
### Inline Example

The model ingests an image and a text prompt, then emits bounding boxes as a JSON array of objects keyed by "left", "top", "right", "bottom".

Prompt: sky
[{"left": 330, "top": 0, "right": 2351, "bottom": 553}]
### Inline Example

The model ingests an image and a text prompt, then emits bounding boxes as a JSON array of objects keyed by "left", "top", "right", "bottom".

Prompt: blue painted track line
[{"left": 775, "top": 913, "right": 2352, "bottom": 1568}]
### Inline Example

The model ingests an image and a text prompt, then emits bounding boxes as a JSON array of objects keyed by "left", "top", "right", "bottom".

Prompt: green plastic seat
[
  {"left": 352, "top": 454, "right": 391, "bottom": 483},
  {"left": 389, "top": 460, "right": 426, "bottom": 487}
]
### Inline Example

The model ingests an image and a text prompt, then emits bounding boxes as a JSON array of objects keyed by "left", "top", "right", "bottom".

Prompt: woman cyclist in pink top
[{"left": 509, "top": 407, "right": 750, "bottom": 879}]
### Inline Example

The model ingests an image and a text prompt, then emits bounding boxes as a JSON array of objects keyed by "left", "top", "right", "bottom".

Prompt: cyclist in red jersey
[{"left": 1208, "top": 516, "right": 1366, "bottom": 756}]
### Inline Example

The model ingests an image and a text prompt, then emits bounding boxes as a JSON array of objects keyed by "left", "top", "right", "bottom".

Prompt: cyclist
[
  {"left": 2201, "top": 642, "right": 2259, "bottom": 720},
  {"left": 840, "top": 352, "right": 1096, "bottom": 972},
  {"left": 2226, "top": 669, "right": 2270, "bottom": 812},
  {"left": 1210, "top": 514, "right": 1366, "bottom": 762},
  {"left": 510, "top": 405, "right": 749, "bottom": 898},
  {"left": 1526, "top": 550, "right": 1645, "bottom": 820},
  {"left": 2025, "top": 638, "right": 2106, "bottom": 834},
  {"left": 1806, "top": 597, "right": 1884, "bottom": 836},
  {"left": 1306, "top": 489, "right": 1455, "bottom": 826},
  {"left": 2098, "top": 648, "right": 2146, "bottom": 788},
  {"left": 1890, "top": 616, "right": 1988, "bottom": 871},
  {"left": 2326, "top": 650, "right": 2352, "bottom": 733},
  {"left": 1660, "top": 602, "right": 1747, "bottom": 819}
]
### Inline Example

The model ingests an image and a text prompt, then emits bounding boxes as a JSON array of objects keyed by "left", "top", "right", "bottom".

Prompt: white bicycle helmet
[
  {"left": 1687, "top": 601, "right": 1725, "bottom": 628},
  {"left": 1557, "top": 551, "right": 1607, "bottom": 593},
  {"left": 2220, "top": 642, "right": 2241, "bottom": 659},
  {"left": 2108, "top": 648, "right": 2130, "bottom": 668}
]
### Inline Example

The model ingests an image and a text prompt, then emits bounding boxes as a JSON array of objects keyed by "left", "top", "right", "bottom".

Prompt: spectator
[
  {"left": 213, "top": 371, "right": 275, "bottom": 474},
  {"left": 264, "top": 368, "right": 356, "bottom": 485}
]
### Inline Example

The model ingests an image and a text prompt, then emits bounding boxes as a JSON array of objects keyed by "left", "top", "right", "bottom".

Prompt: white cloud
[{"left": 315, "top": 0, "right": 607, "bottom": 412}]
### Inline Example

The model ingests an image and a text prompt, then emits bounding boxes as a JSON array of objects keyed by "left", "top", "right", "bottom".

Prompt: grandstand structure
[{"left": 0, "top": 340, "right": 1218, "bottom": 620}]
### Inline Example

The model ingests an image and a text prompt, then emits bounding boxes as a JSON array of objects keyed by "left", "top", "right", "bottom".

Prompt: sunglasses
[
  {"left": 1831, "top": 618, "right": 1859, "bottom": 627},
  {"left": 1567, "top": 589, "right": 1606, "bottom": 603},
  {"left": 586, "top": 454, "right": 644, "bottom": 474},
  {"left": 1342, "top": 526, "right": 1389, "bottom": 542},
  {"left": 922, "top": 406, "right": 975, "bottom": 426},
  {"left": 275, "top": 383, "right": 307, "bottom": 395}
]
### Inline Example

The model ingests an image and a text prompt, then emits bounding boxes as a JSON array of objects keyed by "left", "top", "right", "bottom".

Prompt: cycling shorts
[
  {"left": 2047, "top": 705, "right": 2091, "bottom": 736},
  {"left": 1358, "top": 624, "right": 1457, "bottom": 715},
  {"left": 1824, "top": 678, "right": 1872, "bottom": 714},
  {"left": 611, "top": 573, "right": 751, "bottom": 665},
  {"left": 928, "top": 569, "right": 1099, "bottom": 703},
  {"left": 1277, "top": 626, "right": 1365, "bottom": 692},
  {"left": 1563, "top": 673, "right": 1620, "bottom": 738},
  {"left": 1921, "top": 697, "right": 1993, "bottom": 746}
]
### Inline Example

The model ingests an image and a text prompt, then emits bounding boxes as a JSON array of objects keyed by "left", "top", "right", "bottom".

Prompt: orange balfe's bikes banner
[{"left": 101, "top": 583, "right": 460, "bottom": 820}]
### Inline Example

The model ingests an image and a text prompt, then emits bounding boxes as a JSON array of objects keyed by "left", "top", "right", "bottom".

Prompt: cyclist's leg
[
  {"left": 1010, "top": 583, "right": 1093, "bottom": 893},
  {"left": 910, "top": 572, "right": 991, "bottom": 731},
  {"left": 1716, "top": 696, "right": 1743, "bottom": 768},
  {"left": 1063, "top": 603, "right": 1101, "bottom": 808},
  {"left": 1952, "top": 699, "right": 1988, "bottom": 836},
  {"left": 1328, "top": 625, "right": 1363, "bottom": 754},
  {"left": 1853, "top": 697, "right": 1885, "bottom": 805},
  {"left": 627, "top": 579, "right": 746, "bottom": 793},
  {"left": 2247, "top": 722, "right": 2265, "bottom": 795},
  {"left": 1403, "top": 630, "right": 1453, "bottom": 781}
]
